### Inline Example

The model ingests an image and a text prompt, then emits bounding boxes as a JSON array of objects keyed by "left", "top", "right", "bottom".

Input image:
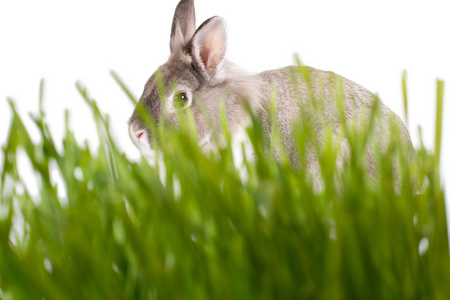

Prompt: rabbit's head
[{"left": 129, "top": 0, "right": 258, "bottom": 160}]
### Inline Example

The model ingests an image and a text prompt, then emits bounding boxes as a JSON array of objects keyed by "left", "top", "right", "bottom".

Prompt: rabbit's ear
[
  {"left": 170, "top": 0, "right": 196, "bottom": 54},
  {"left": 190, "top": 17, "right": 227, "bottom": 74}
]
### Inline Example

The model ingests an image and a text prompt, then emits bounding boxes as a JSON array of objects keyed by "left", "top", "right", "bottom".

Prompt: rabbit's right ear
[
  {"left": 190, "top": 17, "right": 227, "bottom": 77},
  {"left": 170, "top": 0, "right": 196, "bottom": 54}
]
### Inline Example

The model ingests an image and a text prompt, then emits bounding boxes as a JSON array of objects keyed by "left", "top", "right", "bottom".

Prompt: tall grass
[{"left": 0, "top": 67, "right": 448, "bottom": 299}]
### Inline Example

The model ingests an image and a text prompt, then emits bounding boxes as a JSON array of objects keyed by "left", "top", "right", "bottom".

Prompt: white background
[{"left": 1, "top": 1, "right": 449, "bottom": 221}]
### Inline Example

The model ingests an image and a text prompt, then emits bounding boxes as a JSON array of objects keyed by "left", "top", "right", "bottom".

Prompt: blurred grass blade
[
  {"left": 110, "top": 70, "right": 138, "bottom": 106},
  {"left": 435, "top": 79, "right": 444, "bottom": 169},
  {"left": 402, "top": 70, "right": 409, "bottom": 127},
  {"left": 76, "top": 82, "right": 118, "bottom": 180}
]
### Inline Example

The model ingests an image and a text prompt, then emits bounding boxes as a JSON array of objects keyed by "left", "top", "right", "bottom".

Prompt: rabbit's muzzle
[{"left": 129, "top": 120, "right": 156, "bottom": 161}]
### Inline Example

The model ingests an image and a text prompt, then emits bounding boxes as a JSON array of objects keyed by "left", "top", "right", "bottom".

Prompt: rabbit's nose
[
  {"left": 129, "top": 122, "right": 156, "bottom": 163},
  {"left": 135, "top": 129, "right": 144, "bottom": 142},
  {"left": 129, "top": 122, "right": 150, "bottom": 148},
  {"left": 131, "top": 128, "right": 146, "bottom": 146}
]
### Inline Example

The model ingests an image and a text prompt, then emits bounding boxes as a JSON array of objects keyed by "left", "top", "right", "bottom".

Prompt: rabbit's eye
[{"left": 173, "top": 92, "right": 189, "bottom": 109}]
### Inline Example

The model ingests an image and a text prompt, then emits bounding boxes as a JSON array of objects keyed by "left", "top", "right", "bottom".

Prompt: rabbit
[{"left": 128, "top": 0, "right": 415, "bottom": 189}]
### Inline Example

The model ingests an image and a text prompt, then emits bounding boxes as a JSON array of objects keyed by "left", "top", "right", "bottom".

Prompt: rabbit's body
[
  {"left": 253, "top": 66, "right": 412, "bottom": 186},
  {"left": 129, "top": 0, "right": 415, "bottom": 187}
]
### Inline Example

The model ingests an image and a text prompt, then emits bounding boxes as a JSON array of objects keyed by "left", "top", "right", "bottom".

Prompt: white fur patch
[
  {"left": 198, "top": 131, "right": 213, "bottom": 148},
  {"left": 231, "top": 126, "right": 253, "bottom": 183}
]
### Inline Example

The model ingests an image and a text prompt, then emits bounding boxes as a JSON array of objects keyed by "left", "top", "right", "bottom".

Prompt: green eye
[{"left": 173, "top": 92, "right": 189, "bottom": 109}]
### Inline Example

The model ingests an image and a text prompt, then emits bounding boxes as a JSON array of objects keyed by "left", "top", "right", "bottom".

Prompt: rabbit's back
[{"left": 255, "top": 66, "right": 415, "bottom": 184}]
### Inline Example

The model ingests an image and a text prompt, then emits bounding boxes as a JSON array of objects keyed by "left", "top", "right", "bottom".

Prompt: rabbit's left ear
[
  {"left": 190, "top": 17, "right": 227, "bottom": 74},
  {"left": 170, "top": 0, "right": 196, "bottom": 54}
]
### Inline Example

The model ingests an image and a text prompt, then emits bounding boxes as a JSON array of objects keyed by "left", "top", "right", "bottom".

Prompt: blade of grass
[
  {"left": 402, "top": 70, "right": 409, "bottom": 128},
  {"left": 110, "top": 70, "right": 139, "bottom": 106},
  {"left": 435, "top": 79, "right": 444, "bottom": 169}
]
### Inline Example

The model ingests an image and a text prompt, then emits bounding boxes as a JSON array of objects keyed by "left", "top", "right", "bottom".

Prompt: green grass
[{"left": 0, "top": 68, "right": 448, "bottom": 299}]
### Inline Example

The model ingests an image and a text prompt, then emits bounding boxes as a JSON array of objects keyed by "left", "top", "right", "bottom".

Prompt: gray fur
[{"left": 129, "top": 0, "right": 415, "bottom": 188}]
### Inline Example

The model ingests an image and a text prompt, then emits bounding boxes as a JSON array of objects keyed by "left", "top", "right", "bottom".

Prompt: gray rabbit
[{"left": 128, "top": 0, "right": 415, "bottom": 188}]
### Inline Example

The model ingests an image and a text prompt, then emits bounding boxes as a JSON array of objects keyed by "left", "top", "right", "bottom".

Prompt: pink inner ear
[
  {"left": 199, "top": 27, "right": 223, "bottom": 70},
  {"left": 199, "top": 46, "right": 210, "bottom": 69}
]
